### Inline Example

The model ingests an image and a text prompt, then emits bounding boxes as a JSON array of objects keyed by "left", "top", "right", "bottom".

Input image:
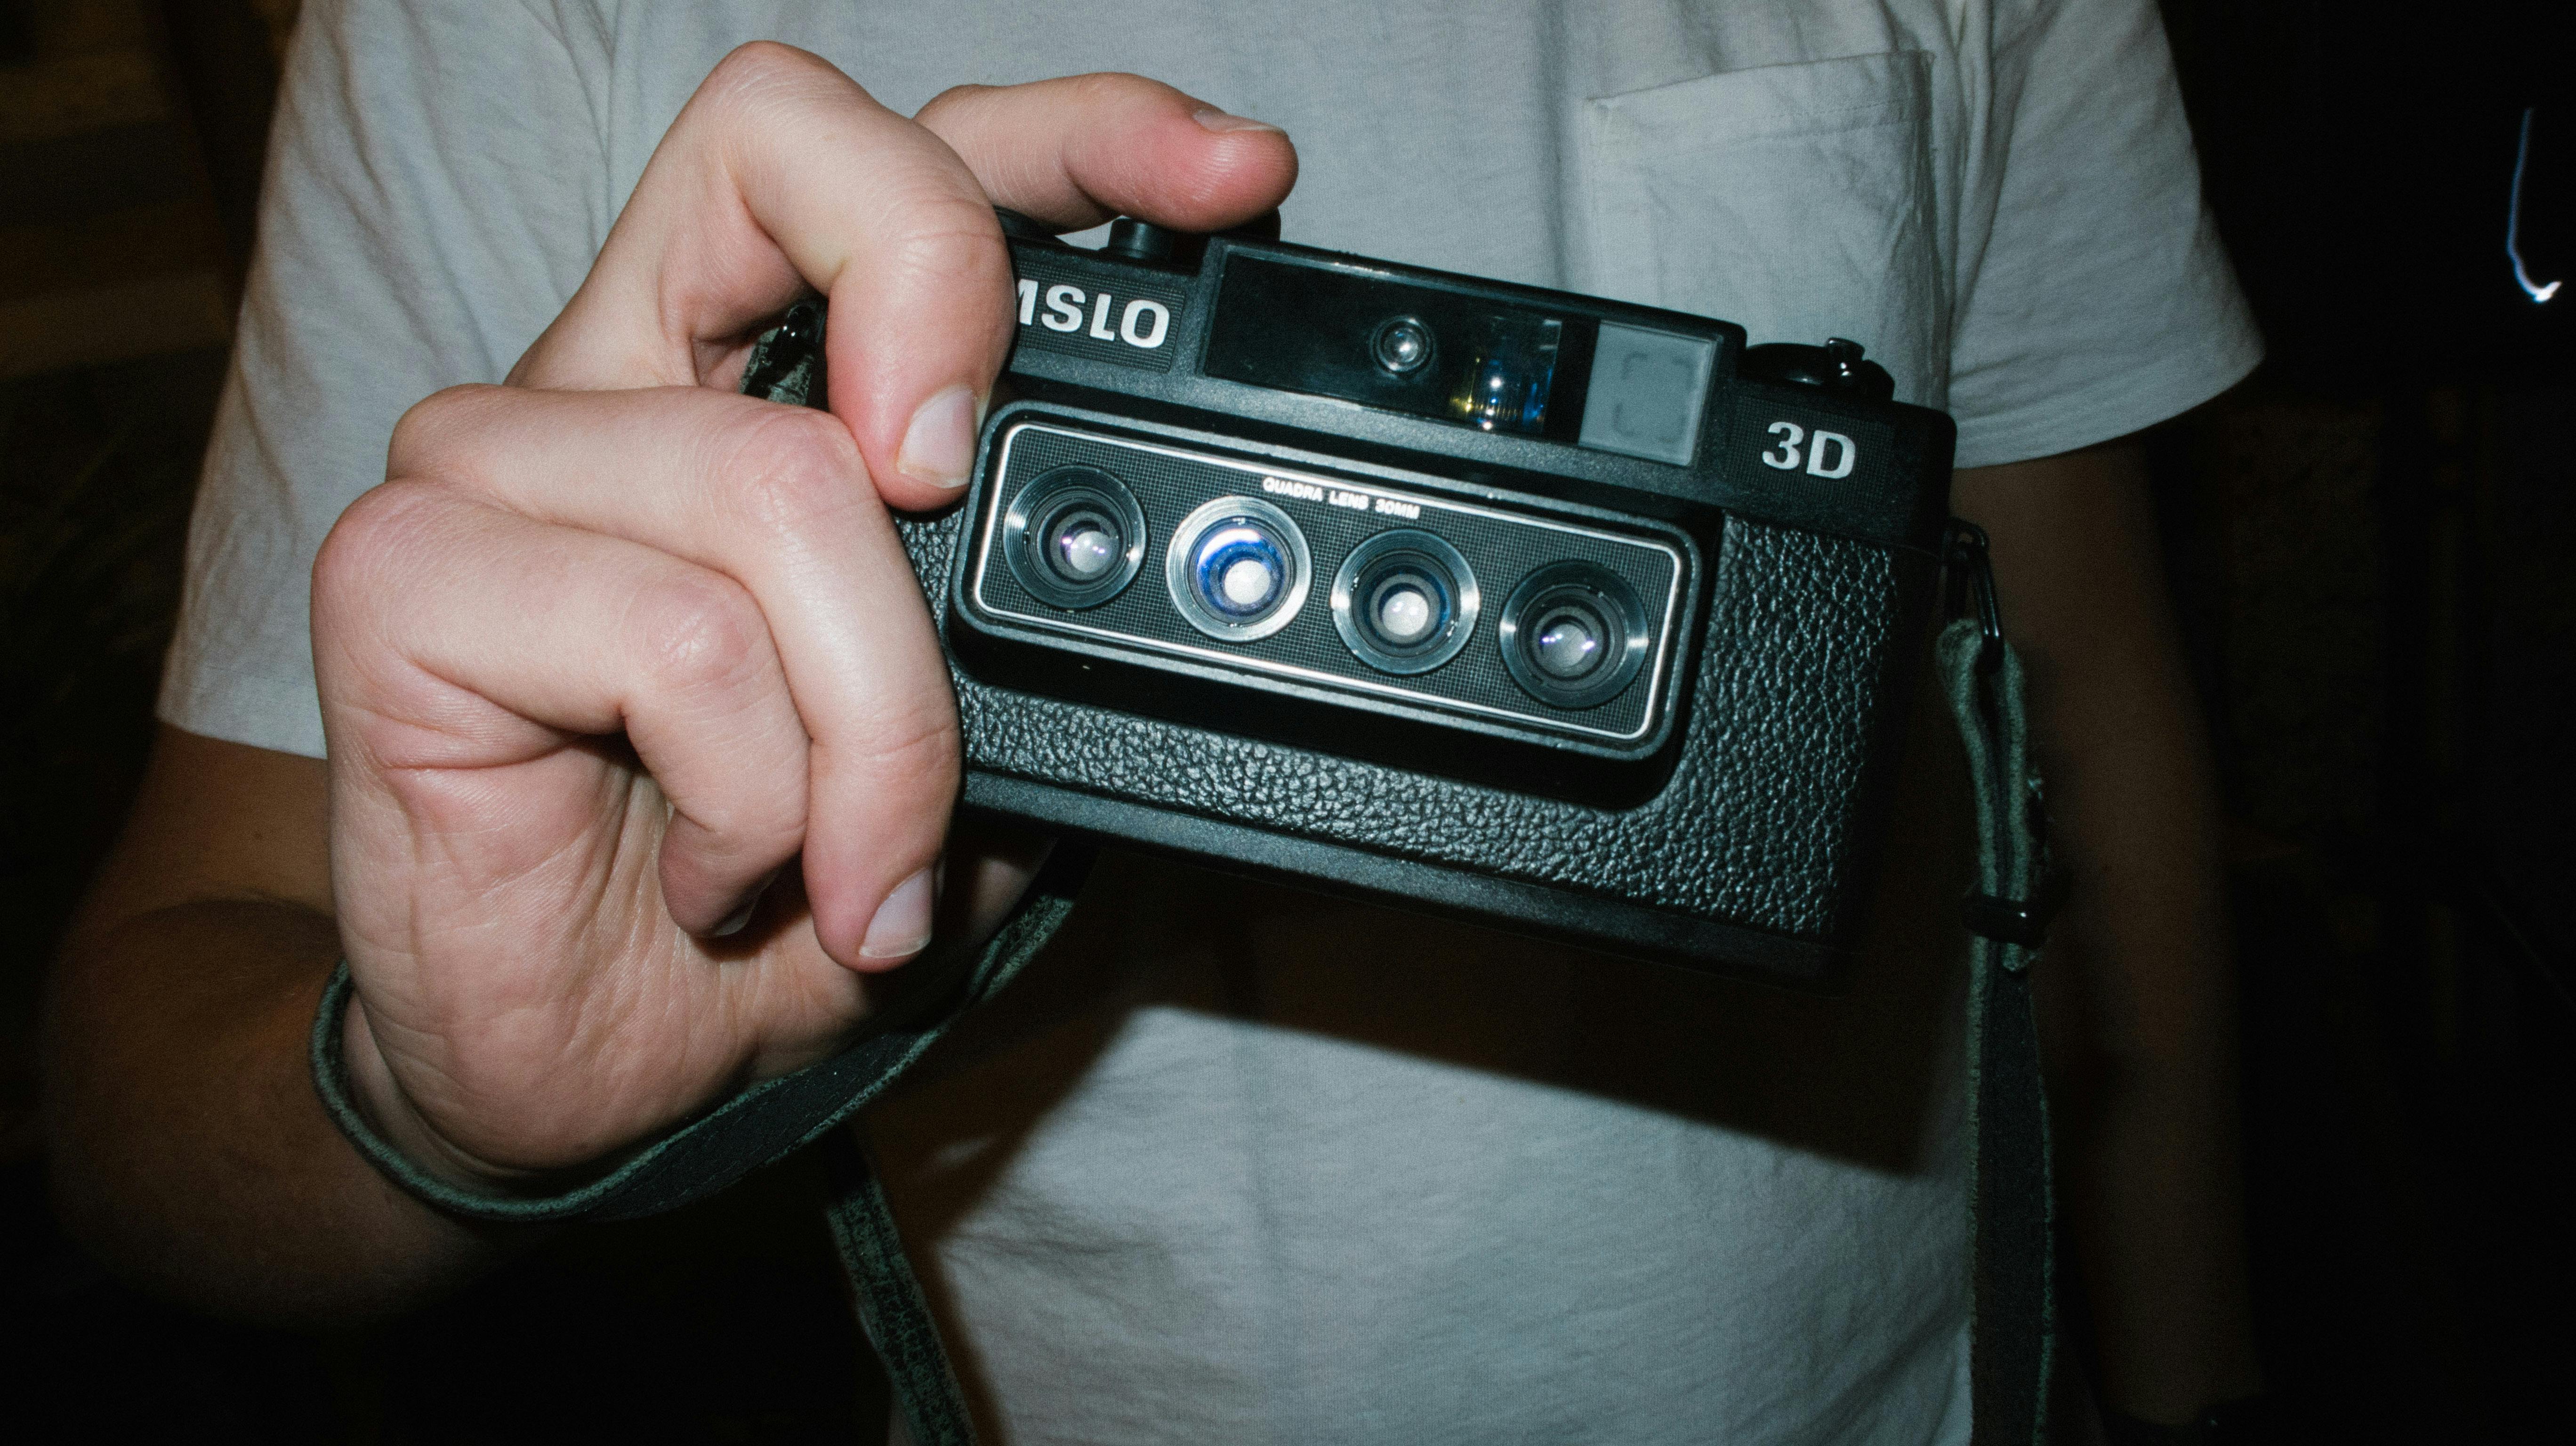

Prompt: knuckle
[
  {"left": 883, "top": 212, "right": 1011, "bottom": 277},
  {"left": 708, "top": 40, "right": 825, "bottom": 91},
  {"left": 694, "top": 782, "right": 808, "bottom": 846},
  {"left": 1064, "top": 70, "right": 1166, "bottom": 108},
  {"left": 851, "top": 199, "right": 1014, "bottom": 319},
  {"left": 914, "top": 82, "right": 993, "bottom": 128},
  {"left": 702, "top": 41, "right": 864, "bottom": 120},
  {"left": 718, "top": 406, "right": 869, "bottom": 532},
  {"left": 668, "top": 785, "right": 804, "bottom": 861},
  {"left": 313, "top": 480, "right": 446, "bottom": 610},
  {"left": 631, "top": 572, "right": 771, "bottom": 698},
  {"left": 385, "top": 385, "right": 504, "bottom": 479}
]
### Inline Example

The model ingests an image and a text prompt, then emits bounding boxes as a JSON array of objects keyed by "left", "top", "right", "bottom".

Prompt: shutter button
[{"left": 1106, "top": 218, "right": 1179, "bottom": 263}]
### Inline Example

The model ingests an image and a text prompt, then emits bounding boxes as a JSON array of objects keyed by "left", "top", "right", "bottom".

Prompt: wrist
[{"left": 338, "top": 995, "right": 543, "bottom": 1197}]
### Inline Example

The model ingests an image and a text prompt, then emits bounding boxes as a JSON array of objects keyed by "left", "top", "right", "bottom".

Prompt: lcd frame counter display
[{"left": 1578, "top": 322, "right": 1717, "bottom": 466}]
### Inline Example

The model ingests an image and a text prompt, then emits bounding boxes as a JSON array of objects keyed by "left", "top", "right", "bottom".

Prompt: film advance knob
[
  {"left": 1739, "top": 338, "right": 1896, "bottom": 401},
  {"left": 1821, "top": 337, "right": 1869, "bottom": 385}
]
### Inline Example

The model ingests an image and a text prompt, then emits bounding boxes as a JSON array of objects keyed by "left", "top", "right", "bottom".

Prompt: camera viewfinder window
[{"left": 1204, "top": 257, "right": 1602, "bottom": 442}]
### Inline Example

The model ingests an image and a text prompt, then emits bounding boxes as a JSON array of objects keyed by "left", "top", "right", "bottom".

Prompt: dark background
[{"left": 3, "top": 0, "right": 2568, "bottom": 1439}]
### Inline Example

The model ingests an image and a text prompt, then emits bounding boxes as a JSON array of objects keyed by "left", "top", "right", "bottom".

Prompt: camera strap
[{"left": 1940, "top": 519, "right": 2067, "bottom": 1446}]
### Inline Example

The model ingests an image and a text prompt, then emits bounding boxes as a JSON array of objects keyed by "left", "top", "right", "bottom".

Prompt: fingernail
[
  {"left": 896, "top": 386, "right": 981, "bottom": 490},
  {"left": 709, "top": 868, "right": 780, "bottom": 938},
  {"left": 1193, "top": 107, "right": 1283, "bottom": 135},
  {"left": 859, "top": 868, "right": 937, "bottom": 960}
]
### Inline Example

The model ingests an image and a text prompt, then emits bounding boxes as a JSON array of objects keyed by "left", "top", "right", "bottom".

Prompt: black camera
[{"left": 743, "top": 214, "right": 1956, "bottom": 986}]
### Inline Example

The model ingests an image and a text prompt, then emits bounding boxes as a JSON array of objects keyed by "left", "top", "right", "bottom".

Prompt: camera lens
[
  {"left": 1000, "top": 466, "right": 1148, "bottom": 609},
  {"left": 1497, "top": 562, "right": 1650, "bottom": 708},
  {"left": 1373, "top": 579, "right": 1436, "bottom": 643},
  {"left": 1371, "top": 316, "right": 1434, "bottom": 375},
  {"left": 1330, "top": 528, "right": 1479, "bottom": 675},
  {"left": 1197, "top": 523, "right": 1288, "bottom": 615},
  {"left": 1166, "top": 496, "right": 1312, "bottom": 641},
  {"left": 1530, "top": 604, "right": 1606, "bottom": 679},
  {"left": 1047, "top": 509, "right": 1121, "bottom": 582}
]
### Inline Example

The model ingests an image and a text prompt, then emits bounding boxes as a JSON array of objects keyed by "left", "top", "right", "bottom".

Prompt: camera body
[{"left": 748, "top": 218, "right": 1956, "bottom": 986}]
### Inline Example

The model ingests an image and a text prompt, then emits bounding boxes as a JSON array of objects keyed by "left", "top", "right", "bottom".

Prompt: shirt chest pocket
[{"left": 1579, "top": 50, "right": 1948, "bottom": 409}]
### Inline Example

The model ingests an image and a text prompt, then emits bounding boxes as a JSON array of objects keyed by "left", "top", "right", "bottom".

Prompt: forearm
[
  {"left": 43, "top": 898, "right": 499, "bottom": 1325},
  {"left": 2027, "top": 620, "right": 2260, "bottom": 1421},
  {"left": 1954, "top": 447, "right": 2261, "bottom": 1423}
]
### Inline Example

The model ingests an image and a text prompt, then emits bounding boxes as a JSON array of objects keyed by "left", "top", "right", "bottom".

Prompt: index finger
[
  {"left": 514, "top": 47, "right": 1297, "bottom": 513},
  {"left": 916, "top": 72, "right": 1300, "bottom": 236}
]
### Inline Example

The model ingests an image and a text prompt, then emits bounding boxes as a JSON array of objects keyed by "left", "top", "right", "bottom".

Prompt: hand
[{"left": 309, "top": 47, "right": 1296, "bottom": 1189}]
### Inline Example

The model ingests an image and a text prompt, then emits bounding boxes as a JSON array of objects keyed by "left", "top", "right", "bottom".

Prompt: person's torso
[{"left": 578, "top": 5, "right": 1997, "bottom": 1440}]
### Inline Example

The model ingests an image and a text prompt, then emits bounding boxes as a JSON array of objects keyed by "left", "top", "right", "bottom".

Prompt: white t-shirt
[{"left": 161, "top": 2, "right": 2258, "bottom": 1441}]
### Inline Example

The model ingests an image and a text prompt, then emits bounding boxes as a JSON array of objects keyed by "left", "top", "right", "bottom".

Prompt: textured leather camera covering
[{"left": 903, "top": 507, "right": 1911, "bottom": 944}]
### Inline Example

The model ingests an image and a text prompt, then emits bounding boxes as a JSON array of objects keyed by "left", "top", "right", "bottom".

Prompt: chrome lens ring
[
  {"left": 1001, "top": 465, "right": 1148, "bottom": 609},
  {"left": 1329, "top": 528, "right": 1480, "bottom": 675},
  {"left": 1164, "top": 495, "right": 1312, "bottom": 642},
  {"left": 1496, "top": 561, "right": 1651, "bottom": 709}
]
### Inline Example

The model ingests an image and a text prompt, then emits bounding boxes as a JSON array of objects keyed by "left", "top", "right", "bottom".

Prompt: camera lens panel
[
  {"left": 1002, "top": 466, "right": 1148, "bottom": 609},
  {"left": 970, "top": 421, "right": 1687, "bottom": 749},
  {"left": 1330, "top": 528, "right": 1479, "bottom": 675},
  {"left": 1165, "top": 496, "right": 1312, "bottom": 641},
  {"left": 1497, "top": 562, "right": 1650, "bottom": 709}
]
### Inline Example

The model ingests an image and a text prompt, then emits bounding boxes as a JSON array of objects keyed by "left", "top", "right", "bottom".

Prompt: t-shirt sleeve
[
  {"left": 1943, "top": 0, "right": 2261, "bottom": 469},
  {"left": 157, "top": 0, "right": 613, "bottom": 757}
]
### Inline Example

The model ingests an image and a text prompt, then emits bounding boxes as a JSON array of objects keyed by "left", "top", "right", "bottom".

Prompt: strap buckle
[
  {"left": 1963, "top": 870, "right": 2069, "bottom": 950},
  {"left": 1943, "top": 520, "right": 2005, "bottom": 677}
]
